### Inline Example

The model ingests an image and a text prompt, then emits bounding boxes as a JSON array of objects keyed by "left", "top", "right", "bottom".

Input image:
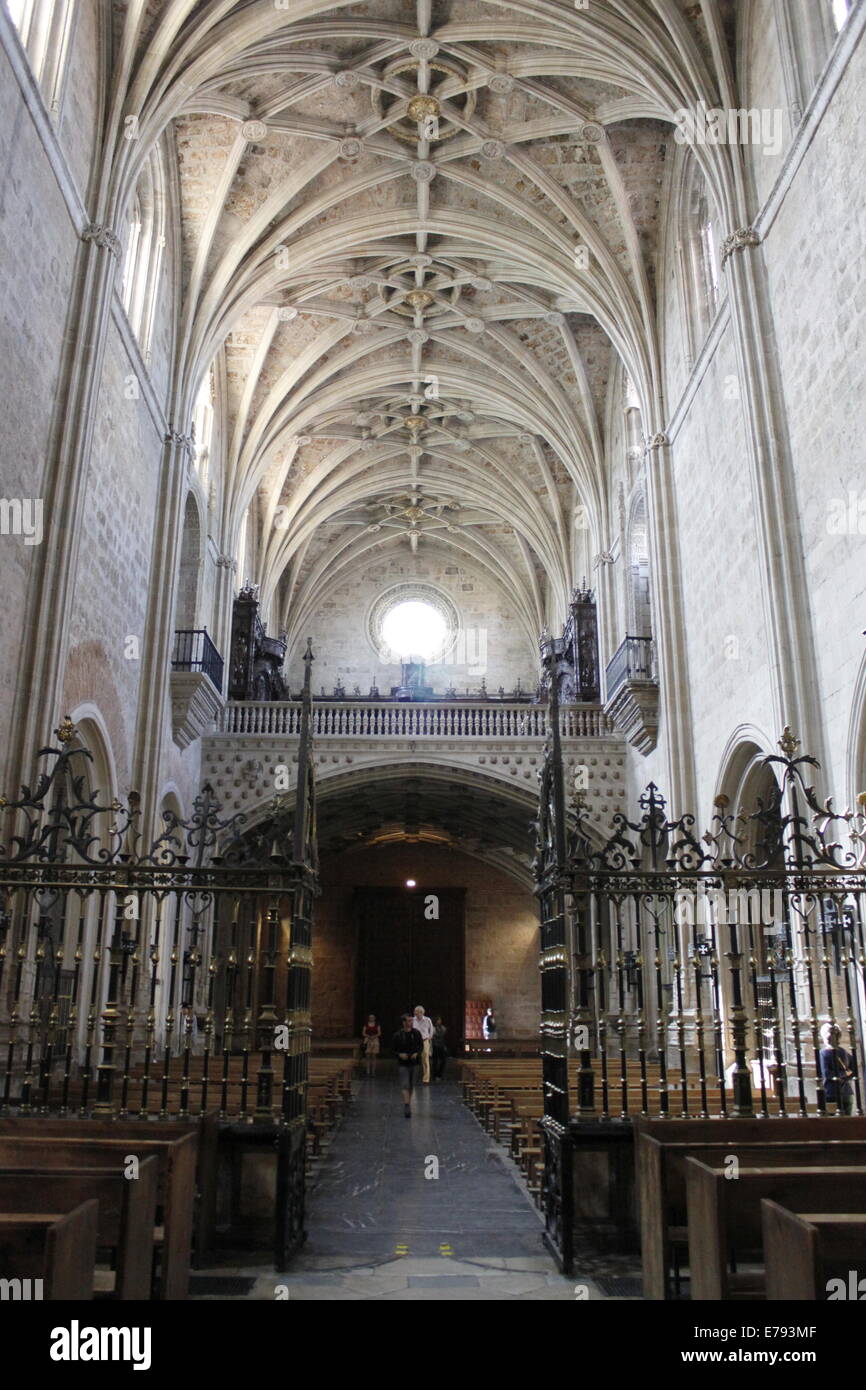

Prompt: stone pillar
[
  {"left": 720, "top": 230, "right": 825, "bottom": 765},
  {"left": 131, "top": 430, "right": 197, "bottom": 844},
  {"left": 10, "top": 225, "right": 123, "bottom": 797},
  {"left": 643, "top": 433, "right": 697, "bottom": 817}
]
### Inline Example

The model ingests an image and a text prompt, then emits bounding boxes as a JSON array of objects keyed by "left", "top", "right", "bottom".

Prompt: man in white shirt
[{"left": 413, "top": 1005, "right": 434, "bottom": 1083}]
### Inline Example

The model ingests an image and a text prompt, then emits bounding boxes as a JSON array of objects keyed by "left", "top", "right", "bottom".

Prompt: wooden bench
[
  {"left": 0, "top": 1129, "right": 197, "bottom": 1299},
  {"left": 686, "top": 1158, "right": 866, "bottom": 1299},
  {"left": 762, "top": 1201, "right": 866, "bottom": 1300},
  {"left": 635, "top": 1116, "right": 866, "bottom": 1299},
  {"left": 0, "top": 1158, "right": 158, "bottom": 1299},
  {"left": 0, "top": 1112, "right": 218, "bottom": 1269},
  {"left": 0, "top": 1201, "right": 98, "bottom": 1300}
]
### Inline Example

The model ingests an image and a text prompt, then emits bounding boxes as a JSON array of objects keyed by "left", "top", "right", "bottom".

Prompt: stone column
[
  {"left": 719, "top": 229, "right": 825, "bottom": 764},
  {"left": 10, "top": 224, "right": 123, "bottom": 796},
  {"left": 131, "top": 429, "right": 197, "bottom": 844},
  {"left": 643, "top": 432, "right": 697, "bottom": 817}
]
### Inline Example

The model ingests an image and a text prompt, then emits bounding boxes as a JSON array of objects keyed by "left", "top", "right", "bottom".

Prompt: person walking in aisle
[
  {"left": 362, "top": 1014, "right": 381, "bottom": 1076},
  {"left": 413, "top": 1004, "right": 434, "bottom": 1083},
  {"left": 432, "top": 1016, "right": 448, "bottom": 1080},
  {"left": 393, "top": 1014, "right": 424, "bottom": 1116}
]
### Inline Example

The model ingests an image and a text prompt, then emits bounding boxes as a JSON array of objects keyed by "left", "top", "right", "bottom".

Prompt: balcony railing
[
  {"left": 605, "top": 635, "right": 656, "bottom": 700},
  {"left": 172, "top": 629, "right": 224, "bottom": 694},
  {"left": 218, "top": 701, "right": 615, "bottom": 739}
]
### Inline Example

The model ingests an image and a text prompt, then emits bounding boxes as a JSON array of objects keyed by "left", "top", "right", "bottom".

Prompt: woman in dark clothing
[{"left": 432, "top": 1016, "right": 448, "bottom": 1080}]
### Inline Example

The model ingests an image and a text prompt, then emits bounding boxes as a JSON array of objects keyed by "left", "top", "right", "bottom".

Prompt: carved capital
[
  {"left": 593, "top": 551, "right": 615, "bottom": 567},
  {"left": 165, "top": 428, "right": 195, "bottom": 457},
  {"left": 643, "top": 432, "right": 669, "bottom": 453},
  {"left": 82, "top": 224, "right": 123, "bottom": 260},
  {"left": 215, "top": 554, "right": 237, "bottom": 571},
  {"left": 721, "top": 227, "right": 761, "bottom": 267}
]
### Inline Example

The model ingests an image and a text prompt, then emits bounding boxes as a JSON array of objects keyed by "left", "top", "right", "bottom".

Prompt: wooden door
[{"left": 354, "top": 888, "right": 465, "bottom": 1047}]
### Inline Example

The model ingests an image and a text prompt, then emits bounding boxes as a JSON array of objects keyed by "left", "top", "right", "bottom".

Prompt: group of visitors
[{"left": 361, "top": 1005, "right": 448, "bottom": 1115}]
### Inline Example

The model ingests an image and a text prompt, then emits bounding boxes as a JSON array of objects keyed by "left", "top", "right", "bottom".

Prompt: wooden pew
[
  {"left": 686, "top": 1158, "right": 866, "bottom": 1299},
  {"left": 635, "top": 1116, "right": 866, "bottom": 1299},
  {"left": 762, "top": 1201, "right": 866, "bottom": 1300},
  {"left": 0, "top": 1130, "right": 196, "bottom": 1299},
  {"left": 0, "top": 1201, "right": 98, "bottom": 1299},
  {"left": 0, "top": 1159, "right": 158, "bottom": 1299},
  {"left": 0, "top": 1113, "right": 217, "bottom": 1269}
]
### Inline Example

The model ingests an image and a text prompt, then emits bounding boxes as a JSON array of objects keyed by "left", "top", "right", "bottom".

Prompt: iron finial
[
  {"left": 55, "top": 716, "right": 76, "bottom": 744},
  {"left": 779, "top": 726, "right": 800, "bottom": 758}
]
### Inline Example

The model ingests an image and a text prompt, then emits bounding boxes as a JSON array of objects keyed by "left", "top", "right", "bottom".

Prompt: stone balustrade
[{"left": 218, "top": 700, "right": 615, "bottom": 740}]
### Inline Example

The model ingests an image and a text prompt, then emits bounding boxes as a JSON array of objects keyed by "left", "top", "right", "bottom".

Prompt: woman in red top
[{"left": 362, "top": 1014, "right": 381, "bottom": 1076}]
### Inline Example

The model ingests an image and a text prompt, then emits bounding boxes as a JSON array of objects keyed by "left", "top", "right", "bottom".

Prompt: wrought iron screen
[
  {"left": 535, "top": 630, "right": 866, "bottom": 1254},
  {"left": 0, "top": 642, "right": 318, "bottom": 1140}
]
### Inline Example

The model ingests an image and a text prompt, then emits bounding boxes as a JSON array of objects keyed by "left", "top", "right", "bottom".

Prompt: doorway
[{"left": 354, "top": 887, "right": 466, "bottom": 1047}]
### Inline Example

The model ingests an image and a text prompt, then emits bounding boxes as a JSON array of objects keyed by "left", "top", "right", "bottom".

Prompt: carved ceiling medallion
[{"left": 370, "top": 57, "right": 476, "bottom": 144}]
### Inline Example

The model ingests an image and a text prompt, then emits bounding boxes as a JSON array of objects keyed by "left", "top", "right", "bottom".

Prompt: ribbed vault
[{"left": 105, "top": 0, "right": 746, "bottom": 652}]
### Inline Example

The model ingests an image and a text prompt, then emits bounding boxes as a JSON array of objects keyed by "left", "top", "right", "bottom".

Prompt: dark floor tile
[
  {"left": 302, "top": 1078, "right": 545, "bottom": 1258},
  {"left": 407, "top": 1276, "right": 480, "bottom": 1288}
]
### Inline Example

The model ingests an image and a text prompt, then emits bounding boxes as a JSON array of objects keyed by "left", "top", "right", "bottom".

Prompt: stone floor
[{"left": 190, "top": 1075, "right": 643, "bottom": 1300}]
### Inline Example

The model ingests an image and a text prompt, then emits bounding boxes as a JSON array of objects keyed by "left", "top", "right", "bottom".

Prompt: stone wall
[
  {"left": 759, "top": 23, "right": 866, "bottom": 804},
  {"left": 288, "top": 550, "right": 539, "bottom": 697},
  {"left": 0, "top": 29, "right": 80, "bottom": 788}
]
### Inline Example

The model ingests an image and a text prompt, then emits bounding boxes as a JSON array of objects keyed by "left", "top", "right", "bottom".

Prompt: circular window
[{"left": 368, "top": 585, "right": 459, "bottom": 665}]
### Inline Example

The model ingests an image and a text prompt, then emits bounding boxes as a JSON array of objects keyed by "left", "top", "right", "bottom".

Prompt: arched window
[
  {"left": 623, "top": 374, "right": 644, "bottom": 487},
  {"left": 627, "top": 496, "right": 652, "bottom": 640},
  {"left": 176, "top": 494, "right": 202, "bottom": 631},
  {"left": 7, "top": 0, "right": 73, "bottom": 114},
  {"left": 700, "top": 208, "right": 720, "bottom": 307},
  {"left": 675, "top": 153, "right": 723, "bottom": 362},
  {"left": 236, "top": 510, "right": 249, "bottom": 578},
  {"left": 120, "top": 149, "right": 167, "bottom": 359},
  {"left": 690, "top": 186, "right": 720, "bottom": 331},
  {"left": 192, "top": 372, "right": 215, "bottom": 492},
  {"left": 831, "top": 0, "right": 854, "bottom": 32}
]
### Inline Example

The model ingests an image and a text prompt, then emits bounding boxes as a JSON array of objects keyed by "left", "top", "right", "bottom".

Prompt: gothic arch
[
  {"left": 669, "top": 145, "right": 724, "bottom": 367},
  {"left": 176, "top": 490, "right": 204, "bottom": 631},
  {"left": 55, "top": 705, "right": 119, "bottom": 1051},
  {"left": 714, "top": 726, "right": 777, "bottom": 818},
  {"left": 626, "top": 491, "right": 652, "bottom": 641},
  {"left": 120, "top": 137, "right": 169, "bottom": 358}
]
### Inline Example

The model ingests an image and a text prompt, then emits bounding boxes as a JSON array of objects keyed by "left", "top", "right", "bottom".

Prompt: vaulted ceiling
[
  {"left": 314, "top": 763, "right": 539, "bottom": 883},
  {"left": 113, "top": 1, "right": 740, "bottom": 651}
]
